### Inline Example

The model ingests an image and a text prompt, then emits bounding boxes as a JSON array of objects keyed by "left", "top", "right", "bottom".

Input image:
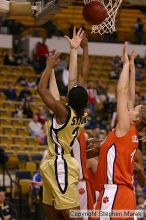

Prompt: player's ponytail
[
  {"left": 139, "top": 105, "right": 146, "bottom": 141},
  {"left": 140, "top": 105, "right": 146, "bottom": 123},
  {"left": 139, "top": 125, "right": 146, "bottom": 142}
]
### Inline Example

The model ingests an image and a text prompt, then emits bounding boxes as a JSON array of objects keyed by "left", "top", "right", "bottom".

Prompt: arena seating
[{"left": 51, "top": 6, "right": 146, "bottom": 42}]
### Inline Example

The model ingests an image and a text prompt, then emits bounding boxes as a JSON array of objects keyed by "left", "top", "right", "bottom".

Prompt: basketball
[{"left": 83, "top": 1, "right": 108, "bottom": 25}]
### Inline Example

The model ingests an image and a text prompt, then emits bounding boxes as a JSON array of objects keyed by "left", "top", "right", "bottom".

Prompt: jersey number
[{"left": 70, "top": 127, "right": 79, "bottom": 147}]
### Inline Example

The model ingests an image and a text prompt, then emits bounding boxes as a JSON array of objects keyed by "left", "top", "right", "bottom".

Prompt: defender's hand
[
  {"left": 129, "top": 50, "right": 136, "bottom": 66},
  {"left": 80, "top": 32, "right": 88, "bottom": 49},
  {"left": 46, "top": 51, "right": 61, "bottom": 69},
  {"left": 64, "top": 27, "right": 84, "bottom": 49},
  {"left": 121, "top": 42, "right": 129, "bottom": 64}
]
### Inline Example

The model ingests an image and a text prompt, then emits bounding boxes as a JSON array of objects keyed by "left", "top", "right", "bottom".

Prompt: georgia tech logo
[{"left": 132, "top": 135, "right": 139, "bottom": 143}]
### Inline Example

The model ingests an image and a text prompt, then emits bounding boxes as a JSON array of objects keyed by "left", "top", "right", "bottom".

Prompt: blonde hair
[{"left": 139, "top": 105, "right": 146, "bottom": 141}]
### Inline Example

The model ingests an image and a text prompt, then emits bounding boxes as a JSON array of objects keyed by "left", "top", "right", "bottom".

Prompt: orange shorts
[{"left": 95, "top": 184, "right": 136, "bottom": 220}]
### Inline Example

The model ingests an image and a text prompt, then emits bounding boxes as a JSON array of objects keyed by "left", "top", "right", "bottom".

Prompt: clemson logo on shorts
[
  {"left": 79, "top": 188, "right": 85, "bottom": 195},
  {"left": 103, "top": 196, "right": 109, "bottom": 203}
]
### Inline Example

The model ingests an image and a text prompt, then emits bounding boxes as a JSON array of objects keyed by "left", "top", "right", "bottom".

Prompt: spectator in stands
[
  {"left": 135, "top": 55, "right": 145, "bottom": 69},
  {"left": 109, "top": 67, "right": 120, "bottom": 80},
  {"left": 12, "top": 103, "right": 24, "bottom": 118},
  {"left": 136, "top": 68, "right": 142, "bottom": 81},
  {"left": 33, "top": 39, "right": 49, "bottom": 74},
  {"left": 55, "top": 54, "right": 68, "bottom": 95},
  {"left": 23, "top": 100, "right": 33, "bottom": 118},
  {"left": 96, "top": 80, "right": 107, "bottom": 102},
  {"left": 87, "top": 81, "right": 99, "bottom": 117},
  {"left": 0, "top": 187, "right": 16, "bottom": 220},
  {"left": 136, "top": 193, "right": 146, "bottom": 219},
  {"left": 28, "top": 113, "right": 42, "bottom": 137},
  {"left": 133, "top": 18, "right": 144, "bottom": 44},
  {"left": 3, "top": 51, "right": 16, "bottom": 66},
  {"left": 107, "top": 87, "right": 116, "bottom": 103},
  {"left": 18, "top": 85, "right": 32, "bottom": 101},
  {"left": 38, "top": 126, "right": 47, "bottom": 145},
  {"left": 26, "top": 77, "right": 37, "bottom": 89},
  {"left": 61, "top": 65, "right": 69, "bottom": 95},
  {"left": 30, "top": 171, "right": 44, "bottom": 220},
  {"left": 17, "top": 76, "right": 27, "bottom": 87},
  {"left": 4, "top": 82, "right": 17, "bottom": 101},
  {"left": 0, "top": 18, "right": 9, "bottom": 34},
  {"left": 37, "top": 106, "right": 47, "bottom": 126},
  {"left": 112, "top": 56, "right": 122, "bottom": 68},
  {"left": 135, "top": 87, "right": 143, "bottom": 103},
  {"left": 85, "top": 108, "right": 98, "bottom": 129},
  {"left": 15, "top": 49, "right": 30, "bottom": 66}
]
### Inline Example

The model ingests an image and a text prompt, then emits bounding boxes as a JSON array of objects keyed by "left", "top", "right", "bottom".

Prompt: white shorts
[{"left": 78, "top": 180, "right": 95, "bottom": 220}]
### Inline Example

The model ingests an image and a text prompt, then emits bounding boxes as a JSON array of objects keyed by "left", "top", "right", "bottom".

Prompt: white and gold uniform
[{"left": 40, "top": 106, "right": 87, "bottom": 210}]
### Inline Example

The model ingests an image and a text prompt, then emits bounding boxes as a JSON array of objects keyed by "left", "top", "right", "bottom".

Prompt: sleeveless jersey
[
  {"left": 46, "top": 106, "right": 87, "bottom": 157},
  {"left": 95, "top": 124, "right": 139, "bottom": 192},
  {"left": 45, "top": 106, "right": 87, "bottom": 194}
]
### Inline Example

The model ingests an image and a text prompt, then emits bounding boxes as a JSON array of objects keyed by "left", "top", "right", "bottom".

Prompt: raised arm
[
  {"left": 116, "top": 43, "right": 130, "bottom": 137},
  {"left": 128, "top": 50, "right": 136, "bottom": 111},
  {"left": 78, "top": 33, "right": 89, "bottom": 88},
  {"left": 37, "top": 52, "right": 68, "bottom": 122},
  {"left": 64, "top": 27, "right": 84, "bottom": 91},
  {"left": 49, "top": 69, "right": 60, "bottom": 101}
]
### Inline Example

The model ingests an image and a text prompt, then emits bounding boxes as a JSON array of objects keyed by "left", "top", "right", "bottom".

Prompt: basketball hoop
[{"left": 83, "top": 0, "right": 122, "bottom": 35}]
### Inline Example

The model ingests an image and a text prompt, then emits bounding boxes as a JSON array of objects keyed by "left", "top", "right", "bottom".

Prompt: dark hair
[
  {"left": 0, "top": 148, "right": 8, "bottom": 165},
  {"left": 67, "top": 86, "right": 88, "bottom": 117}
]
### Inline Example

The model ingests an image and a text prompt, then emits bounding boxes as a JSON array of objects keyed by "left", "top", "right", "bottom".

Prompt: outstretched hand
[
  {"left": 121, "top": 42, "right": 129, "bottom": 64},
  {"left": 64, "top": 27, "right": 84, "bottom": 49},
  {"left": 80, "top": 32, "right": 88, "bottom": 49},
  {"left": 129, "top": 50, "right": 136, "bottom": 65},
  {"left": 46, "top": 50, "right": 61, "bottom": 69}
]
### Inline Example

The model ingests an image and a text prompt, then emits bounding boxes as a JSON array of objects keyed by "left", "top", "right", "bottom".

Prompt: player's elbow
[
  {"left": 37, "top": 84, "right": 44, "bottom": 96},
  {"left": 117, "top": 87, "right": 128, "bottom": 95}
]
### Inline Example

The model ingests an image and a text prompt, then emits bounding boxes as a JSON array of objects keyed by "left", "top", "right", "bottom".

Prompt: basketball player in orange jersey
[
  {"left": 111, "top": 49, "right": 145, "bottom": 189},
  {"left": 95, "top": 42, "right": 146, "bottom": 220}
]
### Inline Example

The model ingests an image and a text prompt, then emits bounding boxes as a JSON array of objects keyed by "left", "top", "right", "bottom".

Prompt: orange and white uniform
[
  {"left": 95, "top": 124, "right": 139, "bottom": 220},
  {"left": 87, "top": 168, "right": 98, "bottom": 208},
  {"left": 73, "top": 129, "right": 94, "bottom": 220}
]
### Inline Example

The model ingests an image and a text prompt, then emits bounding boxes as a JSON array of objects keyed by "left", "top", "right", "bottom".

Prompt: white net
[{"left": 83, "top": 0, "right": 122, "bottom": 35}]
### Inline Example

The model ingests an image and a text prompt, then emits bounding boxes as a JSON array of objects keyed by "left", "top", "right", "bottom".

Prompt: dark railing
[{"left": 1, "top": 165, "right": 22, "bottom": 220}]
